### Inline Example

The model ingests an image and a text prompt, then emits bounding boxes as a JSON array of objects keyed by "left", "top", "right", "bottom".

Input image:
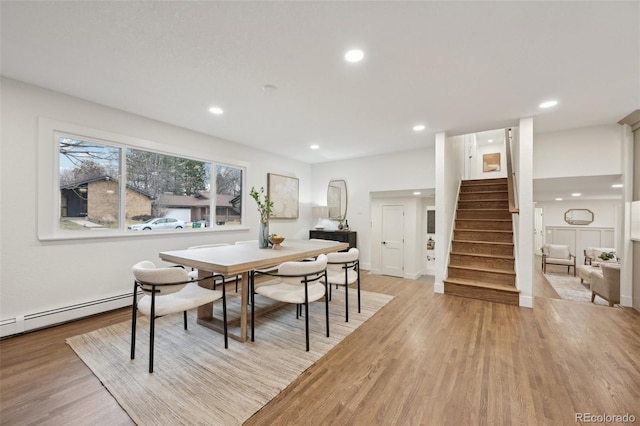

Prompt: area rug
[
  {"left": 543, "top": 266, "right": 610, "bottom": 306},
  {"left": 67, "top": 289, "right": 393, "bottom": 425}
]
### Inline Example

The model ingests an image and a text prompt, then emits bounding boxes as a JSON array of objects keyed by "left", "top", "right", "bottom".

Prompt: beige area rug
[
  {"left": 67, "top": 289, "right": 393, "bottom": 425},
  {"left": 543, "top": 266, "right": 611, "bottom": 306}
]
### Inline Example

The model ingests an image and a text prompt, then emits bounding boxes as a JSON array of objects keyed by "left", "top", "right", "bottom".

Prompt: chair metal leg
[
  {"left": 356, "top": 267, "right": 361, "bottom": 313},
  {"left": 130, "top": 281, "right": 138, "bottom": 360},
  {"left": 304, "top": 280, "right": 310, "bottom": 351},
  {"left": 344, "top": 268, "right": 349, "bottom": 323},
  {"left": 221, "top": 275, "right": 228, "bottom": 348},
  {"left": 250, "top": 271, "right": 255, "bottom": 342},
  {"left": 183, "top": 311, "right": 188, "bottom": 329},
  {"left": 324, "top": 271, "right": 330, "bottom": 338},
  {"left": 149, "top": 290, "right": 156, "bottom": 373}
]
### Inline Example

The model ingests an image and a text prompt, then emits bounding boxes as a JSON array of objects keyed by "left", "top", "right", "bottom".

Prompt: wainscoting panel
[{"left": 545, "top": 226, "right": 615, "bottom": 266}]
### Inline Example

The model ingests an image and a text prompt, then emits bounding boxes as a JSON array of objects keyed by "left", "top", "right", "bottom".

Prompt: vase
[{"left": 258, "top": 221, "right": 270, "bottom": 249}]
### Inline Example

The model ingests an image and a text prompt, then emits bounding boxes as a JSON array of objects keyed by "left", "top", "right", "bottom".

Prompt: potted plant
[{"left": 250, "top": 186, "right": 273, "bottom": 248}]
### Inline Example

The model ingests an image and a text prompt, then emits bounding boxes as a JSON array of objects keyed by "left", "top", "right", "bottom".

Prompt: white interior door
[
  {"left": 534, "top": 207, "right": 544, "bottom": 255},
  {"left": 381, "top": 205, "right": 404, "bottom": 277}
]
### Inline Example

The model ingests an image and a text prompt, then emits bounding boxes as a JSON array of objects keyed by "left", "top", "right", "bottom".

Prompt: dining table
[{"left": 159, "top": 238, "right": 349, "bottom": 342}]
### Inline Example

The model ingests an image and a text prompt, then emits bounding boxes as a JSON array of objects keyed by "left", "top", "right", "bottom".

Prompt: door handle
[{"left": 382, "top": 241, "right": 387, "bottom": 245}]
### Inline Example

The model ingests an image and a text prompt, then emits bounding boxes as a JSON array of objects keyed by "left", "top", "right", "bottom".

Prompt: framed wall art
[
  {"left": 267, "top": 173, "right": 299, "bottom": 219},
  {"left": 482, "top": 152, "right": 501, "bottom": 172}
]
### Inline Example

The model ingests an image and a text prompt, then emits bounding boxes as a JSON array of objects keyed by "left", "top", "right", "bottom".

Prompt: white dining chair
[
  {"left": 325, "top": 248, "right": 360, "bottom": 322},
  {"left": 250, "top": 254, "right": 329, "bottom": 351},
  {"left": 131, "top": 261, "right": 228, "bottom": 373}
]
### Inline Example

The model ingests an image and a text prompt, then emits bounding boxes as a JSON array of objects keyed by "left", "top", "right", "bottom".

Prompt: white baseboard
[
  {"left": 519, "top": 295, "right": 534, "bottom": 308},
  {"left": 434, "top": 282, "right": 444, "bottom": 294},
  {"left": 1, "top": 293, "right": 133, "bottom": 338}
]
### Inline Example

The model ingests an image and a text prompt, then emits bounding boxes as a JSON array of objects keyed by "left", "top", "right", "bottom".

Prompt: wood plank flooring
[{"left": 2, "top": 264, "right": 639, "bottom": 425}]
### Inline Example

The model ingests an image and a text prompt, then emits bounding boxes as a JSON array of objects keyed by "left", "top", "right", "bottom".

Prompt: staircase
[{"left": 444, "top": 178, "right": 520, "bottom": 305}]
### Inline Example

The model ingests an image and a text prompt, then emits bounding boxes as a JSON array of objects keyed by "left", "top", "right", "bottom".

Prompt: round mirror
[{"left": 327, "top": 180, "right": 347, "bottom": 221}]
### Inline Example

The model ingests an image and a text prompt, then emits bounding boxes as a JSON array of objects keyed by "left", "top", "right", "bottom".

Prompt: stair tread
[
  {"left": 456, "top": 229, "right": 513, "bottom": 233},
  {"left": 444, "top": 277, "right": 520, "bottom": 293},
  {"left": 450, "top": 251, "right": 514, "bottom": 260},
  {"left": 453, "top": 239, "right": 514, "bottom": 246},
  {"left": 448, "top": 264, "right": 516, "bottom": 275},
  {"left": 456, "top": 218, "right": 512, "bottom": 222}
]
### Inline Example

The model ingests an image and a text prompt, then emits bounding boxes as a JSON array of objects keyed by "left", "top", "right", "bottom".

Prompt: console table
[{"left": 309, "top": 230, "right": 357, "bottom": 249}]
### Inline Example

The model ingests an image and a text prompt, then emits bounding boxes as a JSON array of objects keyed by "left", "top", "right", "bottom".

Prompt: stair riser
[
  {"left": 449, "top": 254, "right": 514, "bottom": 271},
  {"left": 461, "top": 179, "right": 507, "bottom": 188},
  {"left": 461, "top": 184, "right": 508, "bottom": 193},
  {"left": 452, "top": 241, "right": 514, "bottom": 257},
  {"left": 444, "top": 282, "right": 519, "bottom": 305},
  {"left": 459, "top": 191, "right": 508, "bottom": 201},
  {"left": 456, "top": 220, "right": 512, "bottom": 230},
  {"left": 456, "top": 210, "right": 512, "bottom": 220},
  {"left": 454, "top": 230, "right": 513, "bottom": 243},
  {"left": 458, "top": 200, "right": 509, "bottom": 210},
  {"left": 448, "top": 267, "right": 516, "bottom": 286}
]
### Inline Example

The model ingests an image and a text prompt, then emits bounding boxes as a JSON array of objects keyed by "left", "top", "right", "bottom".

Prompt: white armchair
[
  {"left": 541, "top": 244, "right": 576, "bottom": 276},
  {"left": 250, "top": 254, "right": 329, "bottom": 351},
  {"left": 591, "top": 263, "right": 621, "bottom": 307},
  {"left": 131, "top": 261, "right": 228, "bottom": 373}
]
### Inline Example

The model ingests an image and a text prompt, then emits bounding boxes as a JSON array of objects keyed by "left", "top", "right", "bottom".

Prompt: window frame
[{"left": 38, "top": 118, "right": 249, "bottom": 241}]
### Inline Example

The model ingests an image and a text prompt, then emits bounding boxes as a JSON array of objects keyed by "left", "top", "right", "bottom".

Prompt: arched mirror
[
  {"left": 564, "top": 209, "right": 594, "bottom": 225},
  {"left": 327, "top": 180, "right": 347, "bottom": 221}
]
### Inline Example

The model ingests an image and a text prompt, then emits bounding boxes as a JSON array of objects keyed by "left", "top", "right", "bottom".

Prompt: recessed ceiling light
[
  {"left": 413, "top": 191, "right": 421, "bottom": 195},
  {"left": 488, "top": 139, "right": 493, "bottom": 143},
  {"left": 345, "top": 49, "right": 364, "bottom": 63},
  {"left": 555, "top": 198, "right": 563, "bottom": 201},
  {"left": 611, "top": 184, "right": 623, "bottom": 188},
  {"left": 413, "top": 124, "right": 426, "bottom": 132},
  {"left": 209, "top": 106, "right": 224, "bottom": 115},
  {"left": 310, "top": 144, "right": 320, "bottom": 150},
  {"left": 539, "top": 100, "right": 558, "bottom": 109},
  {"left": 571, "top": 192, "right": 581, "bottom": 197}
]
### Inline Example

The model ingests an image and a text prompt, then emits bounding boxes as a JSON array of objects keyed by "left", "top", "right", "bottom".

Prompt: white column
[{"left": 518, "top": 118, "right": 534, "bottom": 308}]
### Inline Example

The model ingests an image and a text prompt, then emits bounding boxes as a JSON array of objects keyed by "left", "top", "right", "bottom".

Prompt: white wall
[
  {"left": 533, "top": 124, "right": 622, "bottom": 179},
  {"left": 538, "top": 199, "right": 618, "bottom": 228},
  {"left": 434, "top": 133, "right": 465, "bottom": 293},
  {"left": 310, "top": 147, "right": 436, "bottom": 271},
  {"left": 0, "top": 78, "right": 313, "bottom": 335}
]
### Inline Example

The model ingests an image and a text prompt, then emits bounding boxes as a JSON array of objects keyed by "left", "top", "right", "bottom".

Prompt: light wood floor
[{"left": 2, "top": 263, "right": 639, "bottom": 425}]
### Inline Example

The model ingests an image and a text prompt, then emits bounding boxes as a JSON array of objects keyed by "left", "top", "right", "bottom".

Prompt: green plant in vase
[{"left": 250, "top": 186, "right": 273, "bottom": 248}]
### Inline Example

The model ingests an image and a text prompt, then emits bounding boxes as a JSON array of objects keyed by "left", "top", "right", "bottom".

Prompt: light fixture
[
  {"left": 413, "top": 124, "right": 426, "bottom": 132},
  {"left": 345, "top": 49, "right": 364, "bottom": 63},
  {"left": 209, "top": 106, "right": 224, "bottom": 115},
  {"left": 571, "top": 192, "right": 581, "bottom": 197},
  {"left": 539, "top": 100, "right": 558, "bottom": 109},
  {"left": 612, "top": 184, "right": 623, "bottom": 188},
  {"left": 310, "top": 144, "right": 320, "bottom": 150},
  {"left": 312, "top": 206, "right": 329, "bottom": 229},
  {"left": 555, "top": 198, "right": 563, "bottom": 201},
  {"left": 488, "top": 139, "right": 493, "bottom": 143},
  {"left": 413, "top": 191, "right": 421, "bottom": 195}
]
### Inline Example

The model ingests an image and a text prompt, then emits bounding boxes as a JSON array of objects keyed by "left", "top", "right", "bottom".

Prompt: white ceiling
[{"left": 1, "top": 1, "right": 638, "bottom": 200}]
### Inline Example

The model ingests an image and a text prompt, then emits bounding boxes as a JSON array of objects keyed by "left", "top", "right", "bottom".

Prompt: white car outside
[{"left": 128, "top": 217, "right": 186, "bottom": 231}]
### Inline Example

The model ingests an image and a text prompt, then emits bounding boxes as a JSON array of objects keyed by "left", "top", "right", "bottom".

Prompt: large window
[{"left": 54, "top": 130, "right": 244, "bottom": 235}]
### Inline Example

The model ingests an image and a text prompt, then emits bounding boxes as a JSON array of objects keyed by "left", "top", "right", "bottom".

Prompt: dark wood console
[{"left": 309, "top": 230, "right": 357, "bottom": 249}]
